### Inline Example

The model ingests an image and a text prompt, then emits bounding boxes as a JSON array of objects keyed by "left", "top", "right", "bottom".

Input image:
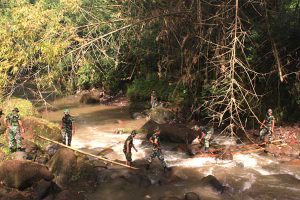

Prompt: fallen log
[{"left": 37, "top": 135, "right": 139, "bottom": 170}]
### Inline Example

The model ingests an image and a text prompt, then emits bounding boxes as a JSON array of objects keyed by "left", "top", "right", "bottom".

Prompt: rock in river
[{"left": 0, "top": 160, "right": 53, "bottom": 190}]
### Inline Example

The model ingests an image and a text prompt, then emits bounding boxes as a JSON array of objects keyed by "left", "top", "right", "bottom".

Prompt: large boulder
[
  {"left": 23, "top": 117, "right": 62, "bottom": 143},
  {"left": 149, "top": 107, "right": 175, "bottom": 124},
  {"left": 79, "top": 92, "right": 100, "bottom": 104},
  {"left": 142, "top": 120, "right": 197, "bottom": 143},
  {"left": 47, "top": 148, "right": 77, "bottom": 188},
  {"left": 31, "top": 180, "right": 52, "bottom": 200},
  {"left": 0, "top": 160, "right": 54, "bottom": 190},
  {"left": 200, "top": 175, "right": 226, "bottom": 193},
  {"left": 185, "top": 192, "right": 200, "bottom": 200}
]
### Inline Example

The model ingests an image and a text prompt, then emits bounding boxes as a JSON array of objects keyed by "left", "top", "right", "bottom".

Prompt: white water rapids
[{"left": 42, "top": 96, "right": 300, "bottom": 200}]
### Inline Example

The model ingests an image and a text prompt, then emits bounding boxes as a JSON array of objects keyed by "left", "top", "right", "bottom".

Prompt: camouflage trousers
[
  {"left": 123, "top": 150, "right": 132, "bottom": 162},
  {"left": 204, "top": 133, "right": 212, "bottom": 148},
  {"left": 8, "top": 126, "right": 22, "bottom": 149},
  {"left": 148, "top": 149, "right": 167, "bottom": 168},
  {"left": 259, "top": 127, "right": 272, "bottom": 142},
  {"left": 204, "top": 138, "right": 210, "bottom": 148},
  {"left": 62, "top": 129, "right": 72, "bottom": 146}
]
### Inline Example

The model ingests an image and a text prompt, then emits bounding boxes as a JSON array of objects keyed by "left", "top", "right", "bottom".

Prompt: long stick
[{"left": 37, "top": 135, "right": 139, "bottom": 170}]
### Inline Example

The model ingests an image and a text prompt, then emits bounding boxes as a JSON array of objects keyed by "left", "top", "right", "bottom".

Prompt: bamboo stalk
[{"left": 37, "top": 135, "right": 139, "bottom": 170}]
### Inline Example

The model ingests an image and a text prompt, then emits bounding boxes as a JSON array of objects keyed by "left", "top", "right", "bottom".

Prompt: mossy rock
[
  {"left": 0, "top": 116, "right": 61, "bottom": 156},
  {"left": 149, "top": 107, "right": 175, "bottom": 124},
  {"left": 2, "top": 98, "right": 39, "bottom": 117},
  {"left": 23, "top": 116, "right": 62, "bottom": 148}
]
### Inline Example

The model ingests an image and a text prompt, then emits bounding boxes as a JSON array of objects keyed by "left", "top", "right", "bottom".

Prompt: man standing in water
[
  {"left": 194, "top": 125, "right": 213, "bottom": 153},
  {"left": 146, "top": 127, "right": 169, "bottom": 172},
  {"left": 123, "top": 130, "right": 138, "bottom": 166},
  {"left": 5, "top": 108, "right": 25, "bottom": 152},
  {"left": 150, "top": 90, "right": 157, "bottom": 108},
  {"left": 61, "top": 109, "right": 75, "bottom": 146},
  {"left": 259, "top": 108, "right": 275, "bottom": 143}
]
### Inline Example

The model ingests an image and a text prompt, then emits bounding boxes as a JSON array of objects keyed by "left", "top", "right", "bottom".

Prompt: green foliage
[
  {"left": 126, "top": 74, "right": 187, "bottom": 104},
  {"left": 0, "top": 0, "right": 77, "bottom": 94},
  {"left": 77, "top": 64, "right": 101, "bottom": 89},
  {"left": 2, "top": 98, "right": 38, "bottom": 117},
  {"left": 0, "top": 0, "right": 299, "bottom": 124}
]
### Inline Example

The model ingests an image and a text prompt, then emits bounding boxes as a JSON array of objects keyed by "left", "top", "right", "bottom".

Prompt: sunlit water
[{"left": 42, "top": 96, "right": 300, "bottom": 200}]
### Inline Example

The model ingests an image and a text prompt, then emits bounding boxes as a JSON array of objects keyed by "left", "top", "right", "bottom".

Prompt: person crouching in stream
[
  {"left": 123, "top": 130, "right": 138, "bottom": 166},
  {"left": 259, "top": 108, "right": 275, "bottom": 143},
  {"left": 146, "top": 127, "right": 170, "bottom": 172},
  {"left": 194, "top": 125, "right": 213, "bottom": 153},
  {"left": 61, "top": 109, "right": 75, "bottom": 146}
]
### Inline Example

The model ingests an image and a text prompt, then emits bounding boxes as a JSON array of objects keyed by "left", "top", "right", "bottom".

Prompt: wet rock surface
[
  {"left": 0, "top": 160, "right": 54, "bottom": 190},
  {"left": 184, "top": 192, "right": 201, "bottom": 200},
  {"left": 80, "top": 92, "right": 100, "bottom": 104},
  {"left": 142, "top": 119, "right": 197, "bottom": 143},
  {"left": 149, "top": 107, "right": 175, "bottom": 124},
  {"left": 200, "top": 175, "right": 226, "bottom": 193},
  {"left": 47, "top": 148, "right": 77, "bottom": 188}
]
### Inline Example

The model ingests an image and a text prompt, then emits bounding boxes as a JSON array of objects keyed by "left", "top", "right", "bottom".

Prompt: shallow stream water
[{"left": 42, "top": 96, "right": 300, "bottom": 200}]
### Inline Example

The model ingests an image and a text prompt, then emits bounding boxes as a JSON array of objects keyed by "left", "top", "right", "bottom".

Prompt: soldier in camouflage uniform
[
  {"left": 150, "top": 91, "right": 157, "bottom": 108},
  {"left": 123, "top": 130, "right": 138, "bottom": 166},
  {"left": 61, "top": 109, "right": 75, "bottom": 146},
  {"left": 5, "top": 108, "right": 25, "bottom": 152},
  {"left": 194, "top": 125, "right": 213, "bottom": 152},
  {"left": 259, "top": 108, "right": 275, "bottom": 143},
  {"left": 146, "top": 127, "right": 169, "bottom": 172},
  {"left": 0, "top": 109, "right": 6, "bottom": 135}
]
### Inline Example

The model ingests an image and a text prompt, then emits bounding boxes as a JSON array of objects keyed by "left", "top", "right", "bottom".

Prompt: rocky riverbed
[{"left": 0, "top": 95, "right": 299, "bottom": 200}]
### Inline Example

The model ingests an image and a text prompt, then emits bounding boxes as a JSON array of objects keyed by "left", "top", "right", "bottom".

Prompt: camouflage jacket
[
  {"left": 62, "top": 114, "right": 74, "bottom": 130},
  {"left": 6, "top": 113, "right": 21, "bottom": 126}
]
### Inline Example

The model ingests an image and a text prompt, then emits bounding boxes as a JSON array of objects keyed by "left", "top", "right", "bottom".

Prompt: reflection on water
[{"left": 42, "top": 96, "right": 300, "bottom": 200}]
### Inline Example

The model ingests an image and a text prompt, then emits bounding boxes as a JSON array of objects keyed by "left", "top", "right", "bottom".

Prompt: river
[{"left": 42, "top": 95, "right": 300, "bottom": 200}]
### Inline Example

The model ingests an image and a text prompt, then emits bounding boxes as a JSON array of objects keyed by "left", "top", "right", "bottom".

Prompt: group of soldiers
[
  {"left": 0, "top": 107, "right": 75, "bottom": 152},
  {"left": 123, "top": 127, "right": 169, "bottom": 171},
  {"left": 123, "top": 106, "right": 275, "bottom": 170},
  {"left": 0, "top": 99, "right": 275, "bottom": 172}
]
